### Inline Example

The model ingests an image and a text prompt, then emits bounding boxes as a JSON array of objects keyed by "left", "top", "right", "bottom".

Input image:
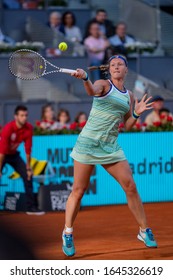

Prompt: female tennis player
[{"left": 62, "top": 55, "right": 157, "bottom": 256}]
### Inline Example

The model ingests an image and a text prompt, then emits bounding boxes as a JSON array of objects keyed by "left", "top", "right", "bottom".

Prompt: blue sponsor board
[{"left": 0, "top": 133, "right": 173, "bottom": 210}]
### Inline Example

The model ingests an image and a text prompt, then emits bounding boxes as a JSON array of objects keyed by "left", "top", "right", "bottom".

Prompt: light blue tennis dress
[{"left": 70, "top": 80, "right": 130, "bottom": 164}]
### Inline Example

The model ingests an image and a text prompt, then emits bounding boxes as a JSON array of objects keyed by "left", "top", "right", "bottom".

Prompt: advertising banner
[{"left": 0, "top": 133, "right": 173, "bottom": 210}]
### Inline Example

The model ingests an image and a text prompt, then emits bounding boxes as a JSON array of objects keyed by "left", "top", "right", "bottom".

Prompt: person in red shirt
[{"left": 0, "top": 105, "right": 44, "bottom": 215}]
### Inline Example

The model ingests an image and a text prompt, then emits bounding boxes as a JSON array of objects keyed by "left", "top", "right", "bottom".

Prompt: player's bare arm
[{"left": 71, "top": 68, "right": 109, "bottom": 96}]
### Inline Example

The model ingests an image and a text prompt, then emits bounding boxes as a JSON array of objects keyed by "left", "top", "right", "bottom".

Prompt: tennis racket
[{"left": 9, "top": 49, "right": 77, "bottom": 80}]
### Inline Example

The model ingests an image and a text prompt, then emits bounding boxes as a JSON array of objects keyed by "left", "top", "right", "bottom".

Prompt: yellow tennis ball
[{"left": 58, "top": 42, "right": 68, "bottom": 51}]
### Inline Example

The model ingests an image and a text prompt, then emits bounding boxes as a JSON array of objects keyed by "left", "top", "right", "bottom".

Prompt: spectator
[
  {"left": 75, "top": 112, "right": 87, "bottom": 126},
  {"left": 70, "top": 112, "right": 87, "bottom": 130},
  {"left": 84, "top": 9, "right": 114, "bottom": 39},
  {"left": 0, "top": 28, "right": 15, "bottom": 45},
  {"left": 159, "top": 108, "right": 173, "bottom": 125},
  {"left": 0, "top": 105, "right": 44, "bottom": 215},
  {"left": 36, "top": 104, "right": 57, "bottom": 130},
  {"left": 109, "top": 22, "right": 135, "bottom": 56},
  {"left": 62, "top": 11, "right": 82, "bottom": 43},
  {"left": 144, "top": 95, "right": 164, "bottom": 126},
  {"left": 56, "top": 108, "right": 71, "bottom": 129},
  {"left": 48, "top": 11, "right": 65, "bottom": 35},
  {"left": 84, "top": 22, "right": 110, "bottom": 81}
]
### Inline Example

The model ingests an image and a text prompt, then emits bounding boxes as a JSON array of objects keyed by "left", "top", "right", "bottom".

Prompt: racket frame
[{"left": 9, "top": 49, "right": 77, "bottom": 80}]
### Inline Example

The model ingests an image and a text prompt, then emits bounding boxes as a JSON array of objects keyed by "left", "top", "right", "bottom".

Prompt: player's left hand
[
  {"left": 27, "top": 169, "right": 33, "bottom": 181},
  {"left": 134, "top": 94, "right": 153, "bottom": 115}
]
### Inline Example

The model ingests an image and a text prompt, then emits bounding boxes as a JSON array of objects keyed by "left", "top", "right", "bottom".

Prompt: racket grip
[{"left": 60, "top": 68, "right": 77, "bottom": 74}]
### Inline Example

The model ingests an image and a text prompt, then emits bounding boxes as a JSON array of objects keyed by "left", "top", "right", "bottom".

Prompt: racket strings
[{"left": 9, "top": 50, "right": 46, "bottom": 80}]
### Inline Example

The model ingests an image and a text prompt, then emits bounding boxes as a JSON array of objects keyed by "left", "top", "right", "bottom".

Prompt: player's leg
[
  {"left": 102, "top": 160, "right": 157, "bottom": 247},
  {"left": 103, "top": 160, "right": 147, "bottom": 228},
  {"left": 63, "top": 160, "right": 94, "bottom": 256},
  {"left": 65, "top": 161, "right": 94, "bottom": 228}
]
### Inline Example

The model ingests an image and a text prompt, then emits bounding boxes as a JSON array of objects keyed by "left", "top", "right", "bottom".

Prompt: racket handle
[{"left": 60, "top": 68, "right": 77, "bottom": 74}]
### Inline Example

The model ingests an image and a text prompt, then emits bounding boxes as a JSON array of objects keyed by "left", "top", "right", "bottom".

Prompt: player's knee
[
  {"left": 72, "top": 184, "right": 87, "bottom": 200},
  {"left": 123, "top": 178, "right": 137, "bottom": 195}
]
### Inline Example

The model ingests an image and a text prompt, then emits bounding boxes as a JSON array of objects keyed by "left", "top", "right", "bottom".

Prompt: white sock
[
  {"left": 64, "top": 225, "right": 73, "bottom": 234},
  {"left": 140, "top": 227, "right": 147, "bottom": 232}
]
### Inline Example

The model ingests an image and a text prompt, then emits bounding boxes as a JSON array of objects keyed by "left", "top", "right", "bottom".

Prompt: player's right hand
[{"left": 71, "top": 68, "right": 86, "bottom": 80}]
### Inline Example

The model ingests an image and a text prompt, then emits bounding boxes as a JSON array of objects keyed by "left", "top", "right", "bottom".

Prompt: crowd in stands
[
  {"left": 1, "top": 97, "right": 172, "bottom": 135},
  {"left": 1, "top": 5, "right": 139, "bottom": 80},
  {"left": 48, "top": 10, "right": 82, "bottom": 43},
  {"left": 1, "top": 6, "right": 171, "bottom": 132},
  {"left": 35, "top": 104, "right": 87, "bottom": 132},
  {"left": 47, "top": 9, "right": 137, "bottom": 64},
  {"left": 46, "top": 10, "right": 84, "bottom": 57}
]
